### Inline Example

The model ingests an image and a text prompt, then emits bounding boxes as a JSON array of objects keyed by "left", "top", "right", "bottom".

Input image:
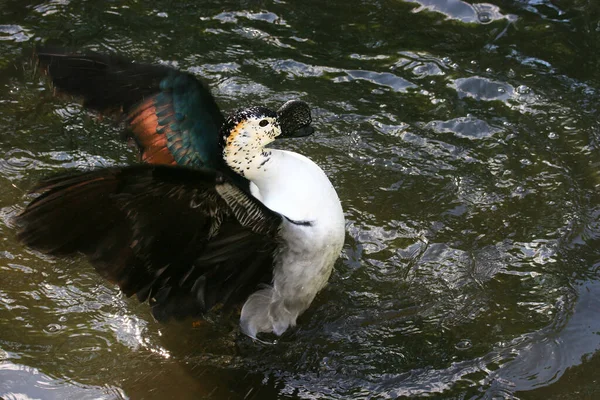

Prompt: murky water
[{"left": 1, "top": 0, "right": 600, "bottom": 398}]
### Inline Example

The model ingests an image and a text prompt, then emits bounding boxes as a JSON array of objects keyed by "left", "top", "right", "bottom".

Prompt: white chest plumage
[{"left": 236, "top": 149, "right": 345, "bottom": 338}]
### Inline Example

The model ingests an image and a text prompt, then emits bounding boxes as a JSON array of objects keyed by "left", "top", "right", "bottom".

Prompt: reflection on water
[
  {"left": 404, "top": 0, "right": 516, "bottom": 24},
  {"left": 0, "top": 360, "right": 126, "bottom": 400},
  {"left": 1, "top": 0, "right": 600, "bottom": 398}
]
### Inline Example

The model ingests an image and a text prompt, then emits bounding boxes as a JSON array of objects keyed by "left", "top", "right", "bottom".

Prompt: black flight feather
[{"left": 14, "top": 165, "right": 283, "bottom": 321}]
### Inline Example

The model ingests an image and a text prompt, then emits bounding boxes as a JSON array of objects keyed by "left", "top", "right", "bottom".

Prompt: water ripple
[
  {"left": 0, "top": 361, "right": 126, "bottom": 400},
  {"left": 261, "top": 58, "right": 417, "bottom": 92},
  {"left": 212, "top": 10, "right": 289, "bottom": 26},
  {"left": 341, "top": 70, "right": 416, "bottom": 92},
  {"left": 426, "top": 116, "right": 502, "bottom": 139},
  {"left": 453, "top": 76, "right": 515, "bottom": 101},
  {"left": 33, "top": 0, "right": 71, "bottom": 16},
  {"left": 0, "top": 149, "right": 118, "bottom": 181},
  {"left": 404, "top": 0, "right": 517, "bottom": 24},
  {"left": 0, "top": 25, "right": 32, "bottom": 43}
]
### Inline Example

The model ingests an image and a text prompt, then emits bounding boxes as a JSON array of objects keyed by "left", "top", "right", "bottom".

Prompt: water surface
[{"left": 1, "top": 0, "right": 600, "bottom": 398}]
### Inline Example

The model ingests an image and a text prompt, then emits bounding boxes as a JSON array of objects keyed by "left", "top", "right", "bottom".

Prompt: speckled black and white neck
[{"left": 220, "top": 107, "right": 280, "bottom": 178}]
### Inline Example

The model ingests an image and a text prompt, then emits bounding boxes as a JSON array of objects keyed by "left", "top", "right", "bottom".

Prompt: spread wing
[
  {"left": 15, "top": 165, "right": 283, "bottom": 321},
  {"left": 36, "top": 47, "right": 225, "bottom": 169}
]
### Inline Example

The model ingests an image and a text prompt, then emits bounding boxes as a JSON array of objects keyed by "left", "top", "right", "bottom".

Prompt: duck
[{"left": 15, "top": 47, "right": 345, "bottom": 339}]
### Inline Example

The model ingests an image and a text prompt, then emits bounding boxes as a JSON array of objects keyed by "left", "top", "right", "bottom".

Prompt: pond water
[{"left": 1, "top": 0, "right": 600, "bottom": 398}]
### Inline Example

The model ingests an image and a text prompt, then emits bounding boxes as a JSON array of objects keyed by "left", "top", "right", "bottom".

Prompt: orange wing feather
[{"left": 127, "top": 97, "right": 177, "bottom": 165}]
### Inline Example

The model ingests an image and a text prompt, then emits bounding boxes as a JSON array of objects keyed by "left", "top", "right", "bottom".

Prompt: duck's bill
[
  {"left": 279, "top": 124, "right": 315, "bottom": 138},
  {"left": 276, "top": 99, "right": 314, "bottom": 139}
]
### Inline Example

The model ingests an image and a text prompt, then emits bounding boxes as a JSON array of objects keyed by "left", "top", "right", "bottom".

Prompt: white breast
[{"left": 239, "top": 149, "right": 345, "bottom": 338}]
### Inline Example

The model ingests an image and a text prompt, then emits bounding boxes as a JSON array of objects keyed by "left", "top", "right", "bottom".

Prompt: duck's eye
[{"left": 259, "top": 119, "right": 269, "bottom": 127}]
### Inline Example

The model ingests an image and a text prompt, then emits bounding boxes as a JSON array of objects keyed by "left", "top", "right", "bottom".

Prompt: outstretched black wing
[{"left": 15, "top": 165, "right": 282, "bottom": 321}]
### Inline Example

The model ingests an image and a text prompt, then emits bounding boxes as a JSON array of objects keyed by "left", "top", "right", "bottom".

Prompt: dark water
[{"left": 1, "top": 0, "right": 600, "bottom": 398}]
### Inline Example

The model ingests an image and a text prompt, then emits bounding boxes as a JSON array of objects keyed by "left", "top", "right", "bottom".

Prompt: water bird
[{"left": 15, "top": 48, "right": 345, "bottom": 339}]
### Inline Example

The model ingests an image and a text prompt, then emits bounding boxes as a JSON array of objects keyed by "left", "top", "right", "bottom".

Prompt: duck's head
[
  {"left": 220, "top": 100, "right": 314, "bottom": 149},
  {"left": 220, "top": 105, "right": 311, "bottom": 177},
  {"left": 220, "top": 106, "right": 281, "bottom": 151}
]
